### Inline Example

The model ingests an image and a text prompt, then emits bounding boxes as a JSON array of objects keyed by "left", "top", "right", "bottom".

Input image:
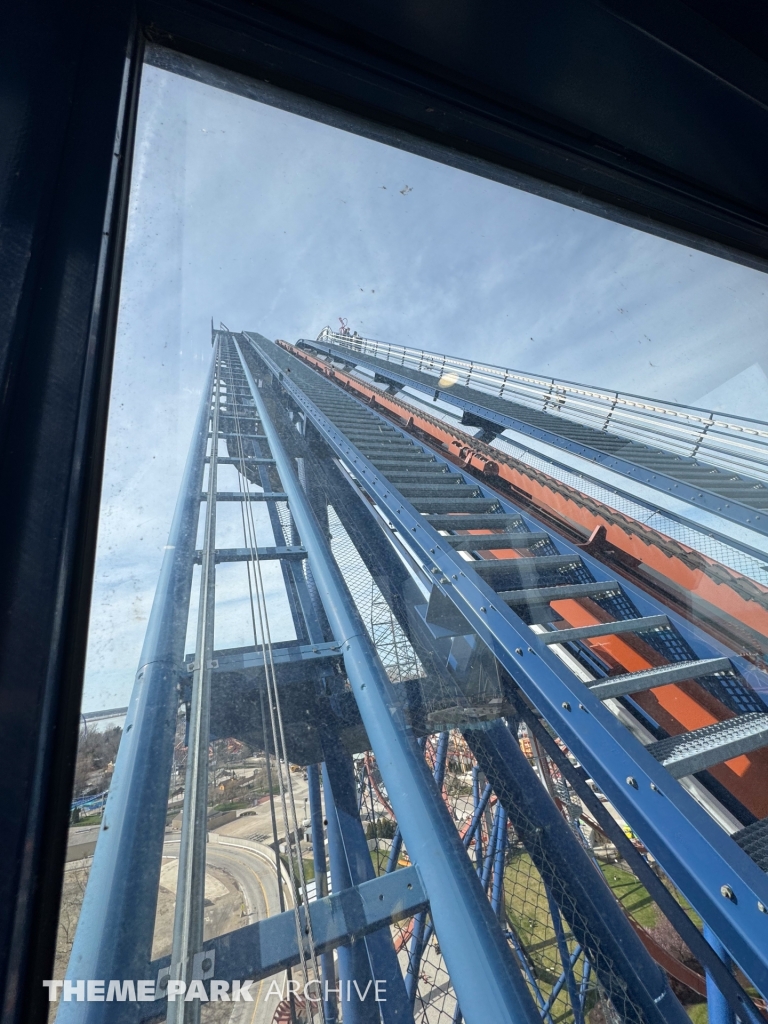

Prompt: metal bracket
[{"left": 143, "top": 866, "right": 427, "bottom": 1015}]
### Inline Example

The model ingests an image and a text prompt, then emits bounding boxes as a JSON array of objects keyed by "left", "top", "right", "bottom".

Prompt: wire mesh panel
[
  {"left": 358, "top": 724, "right": 726, "bottom": 1024},
  {"left": 327, "top": 505, "right": 426, "bottom": 690}
]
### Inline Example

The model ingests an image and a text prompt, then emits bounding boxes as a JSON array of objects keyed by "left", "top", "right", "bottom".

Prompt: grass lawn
[
  {"left": 503, "top": 849, "right": 590, "bottom": 1016},
  {"left": 211, "top": 800, "right": 253, "bottom": 813},
  {"left": 370, "top": 848, "right": 399, "bottom": 876},
  {"left": 74, "top": 812, "right": 103, "bottom": 827},
  {"left": 598, "top": 862, "right": 657, "bottom": 929},
  {"left": 281, "top": 856, "right": 316, "bottom": 891},
  {"left": 501, "top": 849, "right": 715, "bottom": 1022}
]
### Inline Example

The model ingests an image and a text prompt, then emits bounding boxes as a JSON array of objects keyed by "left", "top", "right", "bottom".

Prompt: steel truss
[
  {"left": 62, "top": 328, "right": 768, "bottom": 1024},
  {"left": 303, "top": 332, "right": 768, "bottom": 535},
  {"left": 241, "top": 332, "right": 768, "bottom": 1010}
]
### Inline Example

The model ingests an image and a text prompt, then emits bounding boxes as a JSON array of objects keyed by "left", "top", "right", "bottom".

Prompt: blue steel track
[
  {"left": 245, "top": 333, "right": 768, "bottom": 1002},
  {"left": 62, "top": 330, "right": 768, "bottom": 1024}
]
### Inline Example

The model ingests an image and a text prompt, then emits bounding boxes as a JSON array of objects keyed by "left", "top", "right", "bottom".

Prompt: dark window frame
[{"left": 2, "top": 1, "right": 768, "bottom": 1019}]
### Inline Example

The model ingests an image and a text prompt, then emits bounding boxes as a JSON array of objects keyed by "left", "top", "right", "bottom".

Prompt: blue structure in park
[
  {"left": 62, "top": 329, "right": 768, "bottom": 1024},
  {"left": 9, "top": 6, "right": 768, "bottom": 1022}
]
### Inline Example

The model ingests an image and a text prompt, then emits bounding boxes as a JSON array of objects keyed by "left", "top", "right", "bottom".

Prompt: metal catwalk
[{"left": 61, "top": 329, "right": 768, "bottom": 1024}]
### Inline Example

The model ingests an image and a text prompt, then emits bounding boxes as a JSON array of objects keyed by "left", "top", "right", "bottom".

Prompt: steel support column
[
  {"left": 308, "top": 763, "right": 337, "bottom": 1023},
  {"left": 546, "top": 888, "right": 583, "bottom": 1024},
  {"left": 321, "top": 739, "right": 411, "bottom": 1023},
  {"left": 704, "top": 927, "right": 737, "bottom": 1024},
  {"left": 167, "top": 339, "right": 221, "bottom": 1024},
  {"left": 471, "top": 768, "right": 483, "bottom": 874},
  {"left": 235, "top": 337, "right": 540, "bottom": 1024},
  {"left": 322, "top": 762, "right": 379, "bottom": 1024},
  {"left": 405, "top": 733, "right": 449, "bottom": 1010},
  {"left": 490, "top": 807, "right": 508, "bottom": 920},
  {"left": 62, "top": 349, "right": 216, "bottom": 1019}
]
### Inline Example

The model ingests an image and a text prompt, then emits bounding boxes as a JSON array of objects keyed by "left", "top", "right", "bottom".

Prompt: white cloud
[{"left": 82, "top": 63, "right": 768, "bottom": 710}]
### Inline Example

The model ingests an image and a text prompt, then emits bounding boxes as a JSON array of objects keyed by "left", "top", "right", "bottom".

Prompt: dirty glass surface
[{"left": 54, "top": 43, "right": 768, "bottom": 1024}]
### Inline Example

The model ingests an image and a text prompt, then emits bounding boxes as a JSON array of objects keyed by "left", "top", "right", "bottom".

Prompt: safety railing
[{"left": 317, "top": 328, "right": 768, "bottom": 484}]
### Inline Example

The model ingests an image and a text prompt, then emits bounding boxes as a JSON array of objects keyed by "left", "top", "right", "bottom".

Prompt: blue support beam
[
  {"left": 506, "top": 930, "right": 554, "bottom": 1024},
  {"left": 322, "top": 762, "right": 379, "bottom": 1024},
  {"left": 490, "top": 807, "right": 508, "bottom": 921},
  {"left": 60, "top": 350, "right": 216, "bottom": 1022},
  {"left": 579, "top": 959, "right": 592, "bottom": 1016},
  {"left": 250, "top": 336, "right": 768, "bottom": 998},
  {"left": 464, "top": 783, "right": 493, "bottom": 869},
  {"left": 704, "top": 927, "right": 737, "bottom": 1024},
  {"left": 480, "top": 805, "right": 502, "bottom": 896},
  {"left": 385, "top": 830, "right": 403, "bottom": 874},
  {"left": 308, "top": 763, "right": 337, "bottom": 1023},
  {"left": 404, "top": 912, "right": 427, "bottom": 1012},
  {"left": 142, "top": 866, "right": 428, "bottom": 1020},
  {"left": 321, "top": 738, "right": 411, "bottom": 1024},
  {"left": 541, "top": 943, "right": 584, "bottom": 1020},
  {"left": 471, "top": 767, "right": 484, "bottom": 875},
  {"left": 235, "top": 337, "right": 541, "bottom": 1024},
  {"left": 546, "top": 889, "right": 584, "bottom": 1024},
  {"left": 405, "top": 733, "right": 449, "bottom": 1010}
]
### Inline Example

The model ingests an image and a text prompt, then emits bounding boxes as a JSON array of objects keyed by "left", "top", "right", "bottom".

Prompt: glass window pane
[{"left": 56, "top": 46, "right": 768, "bottom": 1024}]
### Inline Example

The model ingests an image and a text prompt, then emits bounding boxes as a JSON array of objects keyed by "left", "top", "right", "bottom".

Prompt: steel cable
[{"left": 221, "top": 345, "right": 325, "bottom": 1022}]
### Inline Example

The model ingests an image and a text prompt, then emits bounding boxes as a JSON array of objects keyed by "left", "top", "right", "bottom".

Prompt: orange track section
[{"left": 281, "top": 342, "right": 768, "bottom": 816}]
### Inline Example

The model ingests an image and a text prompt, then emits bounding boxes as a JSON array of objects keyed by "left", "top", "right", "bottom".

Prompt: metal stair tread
[
  {"left": 397, "top": 483, "right": 478, "bottom": 497},
  {"left": 647, "top": 713, "right": 768, "bottom": 778},
  {"left": 471, "top": 554, "right": 581, "bottom": 573},
  {"left": 587, "top": 657, "right": 733, "bottom": 701},
  {"left": 447, "top": 532, "right": 550, "bottom": 550},
  {"left": 541, "top": 615, "right": 670, "bottom": 644},
  {"left": 412, "top": 498, "right": 501, "bottom": 513},
  {"left": 499, "top": 581, "right": 621, "bottom": 603},
  {"left": 424, "top": 513, "right": 524, "bottom": 530}
]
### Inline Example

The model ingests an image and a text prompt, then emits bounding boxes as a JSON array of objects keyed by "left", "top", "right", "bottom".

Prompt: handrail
[{"left": 317, "top": 328, "right": 768, "bottom": 483}]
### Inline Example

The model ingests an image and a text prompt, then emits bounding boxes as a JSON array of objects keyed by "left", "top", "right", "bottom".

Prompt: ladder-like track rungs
[
  {"left": 447, "top": 532, "right": 550, "bottom": 550},
  {"left": 193, "top": 546, "right": 308, "bottom": 564},
  {"left": 472, "top": 555, "right": 582, "bottom": 574},
  {"left": 207, "top": 491, "right": 289, "bottom": 502},
  {"left": 212, "top": 432, "right": 267, "bottom": 441},
  {"left": 398, "top": 483, "right": 479, "bottom": 499},
  {"left": 344, "top": 428, "right": 401, "bottom": 437},
  {"left": 647, "top": 713, "right": 768, "bottom": 779},
  {"left": 413, "top": 498, "right": 501, "bottom": 513},
  {"left": 209, "top": 456, "right": 275, "bottom": 466},
  {"left": 541, "top": 615, "right": 670, "bottom": 644},
  {"left": 423, "top": 514, "right": 523, "bottom": 530},
  {"left": 587, "top": 657, "right": 733, "bottom": 701},
  {"left": 355, "top": 438, "right": 418, "bottom": 449},
  {"left": 499, "top": 581, "right": 620, "bottom": 604},
  {"left": 368, "top": 457, "right": 438, "bottom": 468},
  {"left": 385, "top": 468, "right": 451, "bottom": 480}
]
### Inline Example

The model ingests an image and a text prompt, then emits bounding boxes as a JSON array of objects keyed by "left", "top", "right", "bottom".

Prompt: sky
[{"left": 81, "top": 60, "right": 768, "bottom": 713}]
